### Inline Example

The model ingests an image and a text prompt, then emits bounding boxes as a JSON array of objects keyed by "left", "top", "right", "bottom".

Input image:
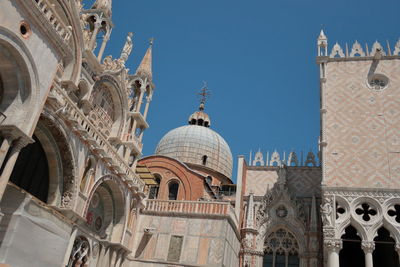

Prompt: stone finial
[
  {"left": 252, "top": 149, "right": 264, "bottom": 166},
  {"left": 393, "top": 39, "right": 400, "bottom": 56},
  {"left": 305, "top": 151, "right": 317, "bottom": 167},
  {"left": 330, "top": 42, "right": 345, "bottom": 58},
  {"left": 370, "top": 41, "right": 386, "bottom": 56},
  {"left": 350, "top": 41, "right": 365, "bottom": 57},
  {"left": 269, "top": 150, "right": 281, "bottom": 166},
  {"left": 318, "top": 30, "right": 328, "bottom": 56},
  {"left": 318, "top": 29, "right": 327, "bottom": 41},
  {"left": 287, "top": 151, "right": 299, "bottom": 166}
]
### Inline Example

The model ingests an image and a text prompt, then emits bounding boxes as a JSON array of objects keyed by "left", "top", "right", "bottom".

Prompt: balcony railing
[
  {"left": 51, "top": 85, "right": 145, "bottom": 191},
  {"left": 32, "top": 0, "right": 72, "bottom": 44},
  {"left": 143, "top": 199, "right": 238, "bottom": 227}
]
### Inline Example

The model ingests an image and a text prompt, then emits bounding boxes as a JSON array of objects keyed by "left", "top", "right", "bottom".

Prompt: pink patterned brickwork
[{"left": 323, "top": 59, "right": 400, "bottom": 188}]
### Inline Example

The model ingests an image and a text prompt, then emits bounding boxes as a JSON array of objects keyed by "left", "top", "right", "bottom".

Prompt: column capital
[
  {"left": 0, "top": 125, "right": 34, "bottom": 152},
  {"left": 361, "top": 241, "right": 375, "bottom": 254},
  {"left": 324, "top": 239, "right": 342, "bottom": 253}
]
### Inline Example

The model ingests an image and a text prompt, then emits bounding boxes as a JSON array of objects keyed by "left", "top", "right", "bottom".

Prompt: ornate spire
[
  {"left": 317, "top": 29, "right": 328, "bottom": 56},
  {"left": 135, "top": 38, "right": 153, "bottom": 81},
  {"left": 318, "top": 29, "right": 327, "bottom": 41}
]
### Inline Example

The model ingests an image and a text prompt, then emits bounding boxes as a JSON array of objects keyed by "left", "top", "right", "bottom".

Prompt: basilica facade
[{"left": 0, "top": 1, "right": 400, "bottom": 267}]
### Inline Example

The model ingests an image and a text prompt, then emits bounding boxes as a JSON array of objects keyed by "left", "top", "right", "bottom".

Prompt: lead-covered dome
[{"left": 155, "top": 124, "right": 233, "bottom": 178}]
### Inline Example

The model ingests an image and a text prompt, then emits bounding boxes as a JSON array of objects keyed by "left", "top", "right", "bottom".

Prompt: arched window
[
  {"left": 202, "top": 155, "right": 208, "bottom": 166},
  {"left": 263, "top": 229, "right": 299, "bottom": 267},
  {"left": 168, "top": 181, "right": 179, "bottom": 200},
  {"left": 149, "top": 174, "right": 161, "bottom": 199},
  {"left": 89, "top": 83, "right": 115, "bottom": 136},
  {"left": 9, "top": 135, "right": 49, "bottom": 203}
]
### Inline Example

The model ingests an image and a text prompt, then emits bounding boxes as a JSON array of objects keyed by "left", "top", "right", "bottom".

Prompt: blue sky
[{"left": 89, "top": 0, "right": 399, "bottom": 178}]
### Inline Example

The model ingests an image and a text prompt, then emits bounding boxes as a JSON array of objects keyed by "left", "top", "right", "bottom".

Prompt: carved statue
[
  {"left": 92, "top": 0, "right": 112, "bottom": 17},
  {"left": 321, "top": 198, "right": 333, "bottom": 226},
  {"left": 120, "top": 32, "right": 133, "bottom": 62}
]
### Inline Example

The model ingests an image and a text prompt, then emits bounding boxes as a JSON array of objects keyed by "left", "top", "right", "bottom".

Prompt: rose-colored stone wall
[{"left": 323, "top": 59, "right": 400, "bottom": 188}]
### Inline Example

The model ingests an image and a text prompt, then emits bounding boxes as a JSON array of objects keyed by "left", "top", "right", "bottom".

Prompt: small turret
[{"left": 317, "top": 29, "right": 328, "bottom": 56}]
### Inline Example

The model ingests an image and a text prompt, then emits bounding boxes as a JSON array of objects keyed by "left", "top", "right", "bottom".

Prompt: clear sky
[{"left": 87, "top": 0, "right": 399, "bottom": 180}]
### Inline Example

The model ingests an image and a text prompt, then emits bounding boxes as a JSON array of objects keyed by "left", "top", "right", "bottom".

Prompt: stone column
[
  {"left": 89, "top": 20, "right": 102, "bottom": 51},
  {"left": 97, "top": 29, "right": 111, "bottom": 61},
  {"left": 362, "top": 241, "right": 375, "bottom": 267},
  {"left": 131, "top": 86, "right": 146, "bottom": 138},
  {"left": 142, "top": 94, "right": 152, "bottom": 120},
  {"left": 324, "top": 239, "right": 342, "bottom": 267},
  {"left": 0, "top": 136, "right": 13, "bottom": 168},
  {"left": 135, "top": 86, "right": 146, "bottom": 113}
]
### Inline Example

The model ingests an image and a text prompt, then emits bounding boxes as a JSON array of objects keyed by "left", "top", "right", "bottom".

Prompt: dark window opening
[
  {"left": 373, "top": 228, "right": 400, "bottom": 267},
  {"left": 190, "top": 119, "right": 196, "bottom": 125},
  {"left": 198, "top": 119, "right": 204, "bottom": 126},
  {"left": 168, "top": 182, "right": 179, "bottom": 200},
  {"left": 149, "top": 175, "right": 161, "bottom": 199},
  {"left": 20, "top": 25, "right": 27, "bottom": 35},
  {"left": 339, "top": 225, "right": 365, "bottom": 267},
  {"left": 9, "top": 135, "right": 49, "bottom": 203},
  {"left": 204, "top": 121, "right": 209, "bottom": 127},
  {"left": 202, "top": 155, "right": 207, "bottom": 165}
]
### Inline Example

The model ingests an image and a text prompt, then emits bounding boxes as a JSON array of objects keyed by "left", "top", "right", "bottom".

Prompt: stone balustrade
[
  {"left": 32, "top": 0, "right": 72, "bottom": 43},
  {"left": 51, "top": 85, "right": 145, "bottom": 191},
  {"left": 143, "top": 199, "right": 238, "bottom": 227}
]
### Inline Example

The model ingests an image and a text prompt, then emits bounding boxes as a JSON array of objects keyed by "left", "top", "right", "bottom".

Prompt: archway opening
[
  {"left": 149, "top": 174, "right": 161, "bottom": 199},
  {"left": 339, "top": 225, "right": 365, "bottom": 267},
  {"left": 9, "top": 135, "right": 49, "bottom": 202},
  {"left": 373, "top": 227, "right": 400, "bottom": 267},
  {"left": 263, "top": 228, "right": 299, "bottom": 267},
  {"left": 168, "top": 182, "right": 179, "bottom": 200}
]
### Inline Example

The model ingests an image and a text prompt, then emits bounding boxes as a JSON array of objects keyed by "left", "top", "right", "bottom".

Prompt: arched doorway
[
  {"left": 339, "top": 225, "right": 365, "bottom": 267},
  {"left": 373, "top": 227, "right": 400, "bottom": 267},
  {"left": 263, "top": 228, "right": 300, "bottom": 267},
  {"left": 9, "top": 135, "right": 49, "bottom": 202}
]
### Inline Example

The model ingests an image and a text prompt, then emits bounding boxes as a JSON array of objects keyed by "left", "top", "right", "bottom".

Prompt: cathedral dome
[{"left": 155, "top": 124, "right": 232, "bottom": 178}]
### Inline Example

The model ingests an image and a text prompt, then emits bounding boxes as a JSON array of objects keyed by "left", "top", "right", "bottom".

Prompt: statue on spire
[
  {"left": 197, "top": 82, "right": 211, "bottom": 111},
  {"left": 120, "top": 32, "right": 133, "bottom": 63},
  {"left": 91, "top": 0, "right": 112, "bottom": 17}
]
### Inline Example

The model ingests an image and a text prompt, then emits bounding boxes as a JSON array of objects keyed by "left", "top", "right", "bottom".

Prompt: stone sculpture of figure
[
  {"left": 92, "top": 0, "right": 112, "bottom": 17},
  {"left": 321, "top": 198, "right": 333, "bottom": 226},
  {"left": 120, "top": 32, "right": 133, "bottom": 62}
]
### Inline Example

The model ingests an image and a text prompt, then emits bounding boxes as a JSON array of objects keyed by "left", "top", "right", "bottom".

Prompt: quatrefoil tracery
[
  {"left": 388, "top": 204, "right": 400, "bottom": 223},
  {"left": 355, "top": 203, "right": 377, "bottom": 222}
]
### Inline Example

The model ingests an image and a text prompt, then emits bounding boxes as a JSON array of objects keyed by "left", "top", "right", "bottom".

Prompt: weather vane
[{"left": 197, "top": 81, "right": 211, "bottom": 111}]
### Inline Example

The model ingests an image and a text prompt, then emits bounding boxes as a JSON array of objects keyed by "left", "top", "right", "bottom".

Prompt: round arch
[
  {"left": 0, "top": 26, "right": 39, "bottom": 133},
  {"left": 85, "top": 175, "right": 126, "bottom": 242},
  {"left": 39, "top": 110, "right": 77, "bottom": 207}
]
